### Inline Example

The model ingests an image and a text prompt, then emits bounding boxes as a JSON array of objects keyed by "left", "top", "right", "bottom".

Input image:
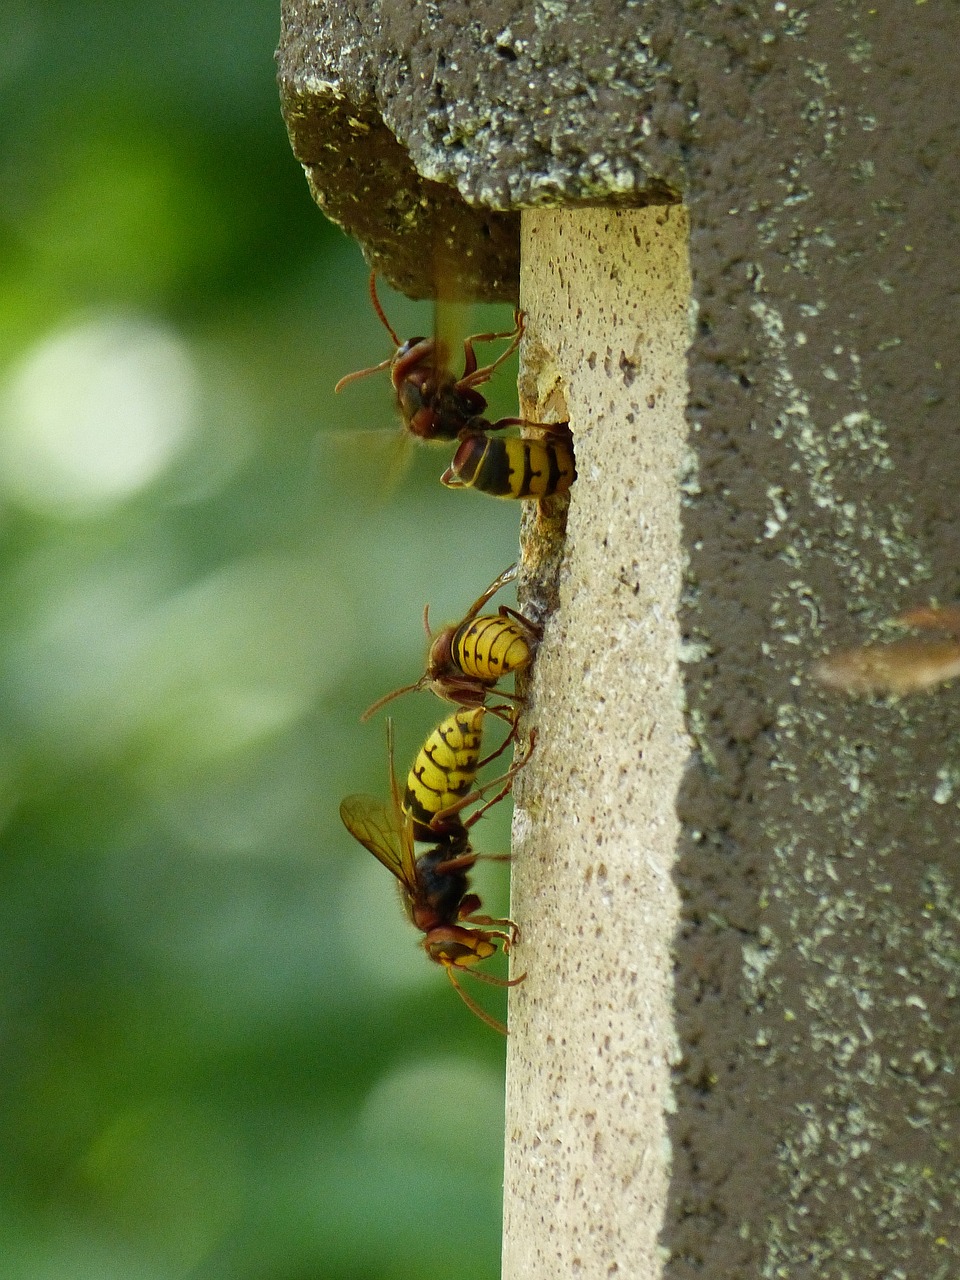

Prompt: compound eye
[{"left": 397, "top": 383, "right": 426, "bottom": 417}]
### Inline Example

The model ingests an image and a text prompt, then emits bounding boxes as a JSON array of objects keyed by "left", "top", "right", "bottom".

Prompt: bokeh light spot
[{"left": 0, "top": 314, "right": 198, "bottom": 514}]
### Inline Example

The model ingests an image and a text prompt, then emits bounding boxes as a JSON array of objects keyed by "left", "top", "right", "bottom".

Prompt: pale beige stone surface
[{"left": 503, "top": 207, "right": 691, "bottom": 1279}]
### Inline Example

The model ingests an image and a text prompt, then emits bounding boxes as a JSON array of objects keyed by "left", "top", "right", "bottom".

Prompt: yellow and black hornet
[
  {"left": 340, "top": 715, "right": 532, "bottom": 1032},
  {"left": 335, "top": 270, "right": 525, "bottom": 443},
  {"left": 441, "top": 428, "right": 577, "bottom": 501},
  {"left": 363, "top": 564, "right": 541, "bottom": 723}
]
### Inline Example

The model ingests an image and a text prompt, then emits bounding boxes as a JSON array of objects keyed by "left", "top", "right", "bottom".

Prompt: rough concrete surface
[
  {"left": 666, "top": 8, "right": 960, "bottom": 1278},
  {"left": 503, "top": 206, "right": 690, "bottom": 1279},
  {"left": 278, "top": 0, "right": 682, "bottom": 297}
]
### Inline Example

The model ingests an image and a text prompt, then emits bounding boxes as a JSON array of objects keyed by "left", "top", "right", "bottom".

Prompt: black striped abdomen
[
  {"left": 444, "top": 433, "right": 576, "bottom": 500},
  {"left": 404, "top": 708, "right": 486, "bottom": 834},
  {"left": 453, "top": 615, "right": 532, "bottom": 681}
]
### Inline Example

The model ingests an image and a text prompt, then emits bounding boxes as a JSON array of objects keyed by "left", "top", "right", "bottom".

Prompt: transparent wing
[
  {"left": 386, "top": 719, "right": 406, "bottom": 832},
  {"left": 339, "top": 793, "right": 416, "bottom": 891},
  {"left": 382, "top": 426, "right": 416, "bottom": 496},
  {"left": 434, "top": 296, "right": 471, "bottom": 365}
]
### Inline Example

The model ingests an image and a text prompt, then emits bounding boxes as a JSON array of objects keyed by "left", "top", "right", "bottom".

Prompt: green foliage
[{"left": 0, "top": 6, "right": 521, "bottom": 1276}]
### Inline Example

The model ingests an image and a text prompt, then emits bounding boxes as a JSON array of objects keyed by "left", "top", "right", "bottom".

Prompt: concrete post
[{"left": 504, "top": 206, "right": 690, "bottom": 1278}]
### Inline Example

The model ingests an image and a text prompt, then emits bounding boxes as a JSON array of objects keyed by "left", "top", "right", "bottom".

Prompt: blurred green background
[{"left": 0, "top": 4, "right": 524, "bottom": 1277}]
